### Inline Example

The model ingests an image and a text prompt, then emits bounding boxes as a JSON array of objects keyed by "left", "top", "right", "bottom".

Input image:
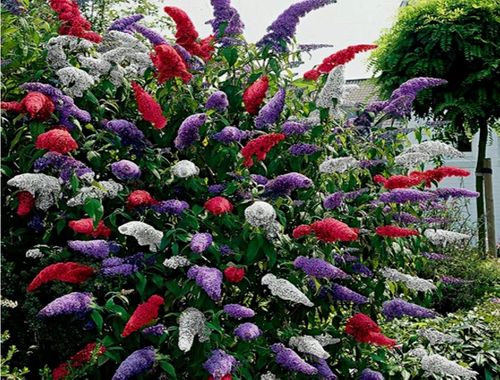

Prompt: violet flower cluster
[
  {"left": 289, "top": 143, "right": 320, "bottom": 156},
  {"left": 281, "top": 120, "right": 310, "bottom": 136},
  {"left": 104, "top": 119, "right": 148, "bottom": 149},
  {"left": 328, "top": 284, "right": 368, "bottom": 304},
  {"left": 187, "top": 266, "right": 223, "bottom": 300},
  {"left": 174, "top": 113, "right": 207, "bottom": 150},
  {"left": 379, "top": 189, "right": 436, "bottom": 204},
  {"left": 38, "top": 292, "right": 93, "bottom": 318},
  {"left": 223, "top": 304, "right": 255, "bottom": 318},
  {"left": 382, "top": 298, "right": 437, "bottom": 320},
  {"left": 270, "top": 343, "right": 318, "bottom": 375},
  {"left": 212, "top": 126, "right": 248, "bottom": 144},
  {"left": 190, "top": 232, "right": 213, "bottom": 253},
  {"left": 294, "top": 256, "right": 349, "bottom": 279},
  {"left": 209, "top": 0, "right": 245, "bottom": 44},
  {"left": 264, "top": 172, "right": 312, "bottom": 196},
  {"left": 255, "top": 88, "right": 286, "bottom": 129},
  {"left": 205, "top": 91, "right": 229, "bottom": 112},
  {"left": 234, "top": 322, "right": 261, "bottom": 340},
  {"left": 257, "top": 0, "right": 336, "bottom": 52},
  {"left": 68, "top": 239, "right": 120, "bottom": 259},
  {"left": 111, "top": 159, "right": 141, "bottom": 181},
  {"left": 153, "top": 199, "right": 190, "bottom": 216},
  {"left": 203, "top": 349, "right": 238, "bottom": 379},
  {"left": 112, "top": 346, "right": 155, "bottom": 380}
]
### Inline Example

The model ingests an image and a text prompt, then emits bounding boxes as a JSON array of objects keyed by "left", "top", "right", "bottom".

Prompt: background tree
[{"left": 370, "top": 0, "right": 500, "bottom": 251}]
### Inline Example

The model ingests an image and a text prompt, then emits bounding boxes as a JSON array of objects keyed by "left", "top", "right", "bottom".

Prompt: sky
[{"left": 161, "top": 0, "right": 403, "bottom": 79}]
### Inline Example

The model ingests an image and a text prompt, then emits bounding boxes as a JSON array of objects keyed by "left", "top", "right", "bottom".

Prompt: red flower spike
[
  {"left": 240, "top": 133, "right": 285, "bottom": 168},
  {"left": 150, "top": 44, "right": 192, "bottom": 84},
  {"left": 310, "top": 218, "right": 358, "bottom": 243},
  {"left": 52, "top": 342, "right": 106, "bottom": 380},
  {"left": 35, "top": 128, "right": 78, "bottom": 154},
  {"left": 375, "top": 225, "right": 419, "bottom": 238},
  {"left": 345, "top": 313, "right": 396, "bottom": 348},
  {"left": 68, "top": 218, "right": 112, "bottom": 239},
  {"left": 27, "top": 262, "right": 94, "bottom": 292},
  {"left": 243, "top": 76, "right": 269, "bottom": 115},
  {"left": 17, "top": 191, "right": 35, "bottom": 216},
  {"left": 204, "top": 197, "right": 233, "bottom": 215},
  {"left": 224, "top": 266, "right": 245, "bottom": 283},
  {"left": 49, "top": 0, "right": 102, "bottom": 42},
  {"left": 292, "top": 224, "right": 313, "bottom": 239},
  {"left": 131, "top": 82, "right": 167, "bottom": 130},
  {"left": 126, "top": 190, "right": 158, "bottom": 209},
  {"left": 316, "top": 44, "right": 377, "bottom": 74},
  {"left": 375, "top": 174, "right": 424, "bottom": 190},
  {"left": 163, "top": 6, "right": 214, "bottom": 61},
  {"left": 303, "top": 69, "right": 321, "bottom": 81},
  {"left": 122, "top": 295, "right": 164, "bottom": 337},
  {"left": 1, "top": 92, "right": 54, "bottom": 120},
  {"left": 208, "top": 375, "right": 232, "bottom": 380},
  {"left": 410, "top": 166, "right": 470, "bottom": 187}
]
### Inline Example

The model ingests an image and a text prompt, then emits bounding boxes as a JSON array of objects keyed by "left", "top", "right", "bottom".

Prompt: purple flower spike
[
  {"left": 190, "top": 233, "right": 213, "bottom": 253},
  {"left": 133, "top": 24, "right": 167, "bottom": 45},
  {"left": 422, "top": 252, "right": 449, "bottom": 261},
  {"left": 174, "top": 113, "right": 207, "bottom": 150},
  {"left": 289, "top": 143, "right": 320, "bottom": 156},
  {"left": 434, "top": 188, "right": 479, "bottom": 199},
  {"left": 250, "top": 174, "right": 268, "bottom": 185},
  {"left": 360, "top": 368, "right": 385, "bottom": 380},
  {"left": 271, "top": 343, "right": 318, "bottom": 375},
  {"left": 281, "top": 120, "right": 310, "bottom": 136},
  {"left": 142, "top": 324, "right": 166, "bottom": 336},
  {"left": 265, "top": 172, "right": 312, "bottom": 196},
  {"left": 108, "top": 14, "right": 144, "bottom": 32},
  {"left": 234, "top": 322, "right": 261, "bottom": 340},
  {"left": 323, "top": 192, "right": 344, "bottom": 209},
  {"left": 352, "top": 263, "right": 373, "bottom": 277},
  {"left": 206, "top": 91, "right": 229, "bottom": 112},
  {"left": 329, "top": 284, "right": 368, "bottom": 304},
  {"left": 187, "top": 265, "right": 223, "bottom": 300},
  {"left": 38, "top": 292, "right": 93, "bottom": 318},
  {"left": 255, "top": 88, "right": 286, "bottom": 129},
  {"left": 379, "top": 189, "right": 436, "bottom": 204},
  {"left": 212, "top": 126, "right": 248, "bottom": 144},
  {"left": 35, "top": 152, "right": 94, "bottom": 182},
  {"left": 209, "top": 0, "right": 245, "bottom": 40},
  {"left": 257, "top": 0, "right": 336, "bottom": 52},
  {"left": 294, "top": 256, "right": 349, "bottom": 279},
  {"left": 68, "top": 240, "right": 120, "bottom": 259},
  {"left": 112, "top": 346, "right": 155, "bottom": 380},
  {"left": 312, "top": 358, "right": 337, "bottom": 380},
  {"left": 111, "top": 160, "right": 141, "bottom": 181},
  {"left": 223, "top": 304, "right": 255, "bottom": 319},
  {"left": 382, "top": 298, "right": 437, "bottom": 320},
  {"left": 203, "top": 349, "right": 238, "bottom": 379},
  {"left": 153, "top": 199, "right": 190, "bottom": 216},
  {"left": 105, "top": 119, "right": 147, "bottom": 149},
  {"left": 208, "top": 184, "right": 226, "bottom": 194}
]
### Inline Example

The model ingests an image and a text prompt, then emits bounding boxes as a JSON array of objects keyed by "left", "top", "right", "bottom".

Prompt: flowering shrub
[{"left": 1, "top": 0, "right": 491, "bottom": 379}]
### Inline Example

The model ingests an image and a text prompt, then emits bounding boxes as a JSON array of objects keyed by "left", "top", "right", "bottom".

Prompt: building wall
[{"left": 409, "top": 127, "right": 500, "bottom": 236}]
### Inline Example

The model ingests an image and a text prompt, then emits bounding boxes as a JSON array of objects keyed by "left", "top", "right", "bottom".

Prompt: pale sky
[{"left": 161, "top": 0, "right": 403, "bottom": 79}]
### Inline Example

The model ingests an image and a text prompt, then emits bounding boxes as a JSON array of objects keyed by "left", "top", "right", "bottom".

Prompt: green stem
[{"left": 475, "top": 118, "right": 488, "bottom": 256}]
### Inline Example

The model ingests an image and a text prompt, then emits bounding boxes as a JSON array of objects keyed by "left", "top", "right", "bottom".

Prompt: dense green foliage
[
  {"left": 370, "top": 0, "right": 500, "bottom": 146},
  {"left": 1, "top": 1, "right": 499, "bottom": 379}
]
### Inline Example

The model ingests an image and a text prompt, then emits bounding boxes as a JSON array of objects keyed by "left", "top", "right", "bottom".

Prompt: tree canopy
[{"left": 370, "top": 0, "right": 500, "bottom": 147}]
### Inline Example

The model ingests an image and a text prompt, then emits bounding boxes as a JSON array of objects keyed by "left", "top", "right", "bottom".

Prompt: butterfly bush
[{"left": 1, "top": 0, "right": 481, "bottom": 378}]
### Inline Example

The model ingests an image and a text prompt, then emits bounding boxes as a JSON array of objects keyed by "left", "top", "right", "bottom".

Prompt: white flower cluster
[
  {"left": 404, "top": 141, "right": 464, "bottom": 160},
  {"left": 261, "top": 372, "right": 278, "bottom": 380},
  {"left": 418, "top": 328, "right": 460, "bottom": 345},
  {"left": 7, "top": 173, "right": 61, "bottom": 211},
  {"left": 118, "top": 221, "right": 163, "bottom": 252},
  {"left": 424, "top": 229, "right": 471, "bottom": 247},
  {"left": 394, "top": 152, "right": 432, "bottom": 169},
  {"left": 317, "top": 65, "right": 345, "bottom": 109},
  {"left": 0, "top": 297, "right": 18, "bottom": 309},
  {"left": 380, "top": 268, "right": 436, "bottom": 292},
  {"left": 67, "top": 180, "right": 123, "bottom": 206},
  {"left": 163, "top": 256, "right": 191, "bottom": 269},
  {"left": 47, "top": 35, "right": 94, "bottom": 70},
  {"left": 178, "top": 307, "right": 210, "bottom": 352},
  {"left": 314, "top": 333, "right": 340, "bottom": 346},
  {"left": 289, "top": 335, "right": 330, "bottom": 359},
  {"left": 245, "top": 201, "right": 276, "bottom": 228},
  {"left": 26, "top": 248, "right": 44, "bottom": 259},
  {"left": 261, "top": 273, "right": 314, "bottom": 307},
  {"left": 319, "top": 156, "right": 358, "bottom": 174},
  {"left": 340, "top": 84, "right": 360, "bottom": 108},
  {"left": 171, "top": 160, "right": 200, "bottom": 178},
  {"left": 56, "top": 67, "right": 95, "bottom": 98},
  {"left": 409, "top": 348, "right": 478, "bottom": 379}
]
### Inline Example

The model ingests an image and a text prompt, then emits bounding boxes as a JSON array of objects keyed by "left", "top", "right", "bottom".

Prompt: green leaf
[
  {"left": 222, "top": 47, "right": 238, "bottom": 67},
  {"left": 84, "top": 198, "right": 104, "bottom": 228},
  {"left": 91, "top": 310, "right": 104, "bottom": 333},
  {"left": 159, "top": 361, "right": 177, "bottom": 379}
]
